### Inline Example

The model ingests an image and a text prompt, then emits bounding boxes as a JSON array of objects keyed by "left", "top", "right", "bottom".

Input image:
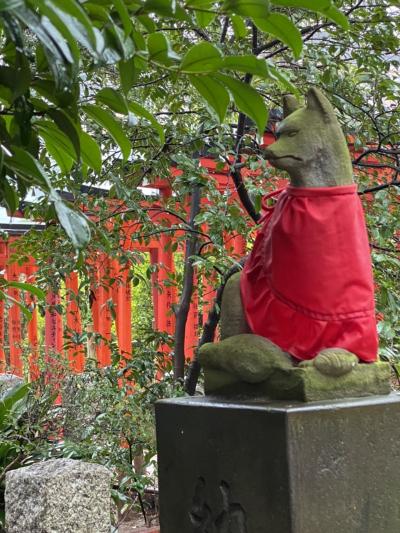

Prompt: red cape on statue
[{"left": 240, "top": 184, "right": 378, "bottom": 362}]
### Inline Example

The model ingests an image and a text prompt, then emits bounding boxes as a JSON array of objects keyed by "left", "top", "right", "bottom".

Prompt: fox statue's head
[{"left": 263, "top": 88, "right": 353, "bottom": 187}]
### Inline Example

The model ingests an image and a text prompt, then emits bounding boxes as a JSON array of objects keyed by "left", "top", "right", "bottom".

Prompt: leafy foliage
[{"left": 0, "top": 0, "right": 350, "bottom": 247}]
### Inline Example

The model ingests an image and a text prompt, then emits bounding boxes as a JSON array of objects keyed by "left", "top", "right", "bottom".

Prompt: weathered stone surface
[
  {"left": 0, "top": 373, "right": 23, "bottom": 398},
  {"left": 203, "top": 361, "right": 391, "bottom": 401},
  {"left": 156, "top": 394, "right": 400, "bottom": 533},
  {"left": 5, "top": 459, "right": 111, "bottom": 533},
  {"left": 309, "top": 348, "right": 359, "bottom": 376},
  {"left": 264, "top": 88, "right": 353, "bottom": 187},
  {"left": 199, "top": 334, "right": 292, "bottom": 384},
  {"left": 220, "top": 272, "right": 250, "bottom": 340}
]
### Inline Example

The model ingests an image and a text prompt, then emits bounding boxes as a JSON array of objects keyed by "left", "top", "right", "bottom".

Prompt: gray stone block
[
  {"left": 156, "top": 394, "right": 400, "bottom": 533},
  {"left": 5, "top": 459, "right": 112, "bottom": 533},
  {"left": 0, "top": 373, "right": 23, "bottom": 399}
]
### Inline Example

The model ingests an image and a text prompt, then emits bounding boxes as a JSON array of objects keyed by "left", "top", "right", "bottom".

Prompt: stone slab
[
  {"left": 204, "top": 362, "right": 391, "bottom": 401},
  {"left": 5, "top": 459, "right": 112, "bottom": 533},
  {"left": 156, "top": 393, "right": 400, "bottom": 533}
]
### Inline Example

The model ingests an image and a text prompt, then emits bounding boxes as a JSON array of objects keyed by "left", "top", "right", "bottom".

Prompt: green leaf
[
  {"left": 223, "top": 0, "right": 270, "bottom": 19},
  {"left": 271, "top": 0, "right": 330, "bottom": 7},
  {"left": 33, "top": 77, "right": 76, "bottom": 108},
  {"left": 143, "top": 0, "right": 176, "bottom": 17},
  {"left": 49, "top": 0, "right": 97, "bottom": 48},
  {"left": 0, "top": 0, "right": 22, "bottom": 8},
  {"left": 4, "top": 293, "right": 32, "bottom": 321},
  {"left": 23, "top": 10, "right": 74, "bottom": 65},
  {"left": 41, "top": 12, "right": 92, "bottom": 59},
  {"left": 46, "top": 108, "right": 80, "bottom": 159},
  {"left": 230, "top": 15, "right": 248, "bottom": 38},
  {"left": 0, "top": 179, "right": 18, "bottom": 214},
  {"left": 222, "top": 55, "right": 269, "bottom": 77},
  {"left": 38, "top": 1, "right": 81, "bottom": 62},
  {"left": 323, "top": 5, "right": 350, "bottom": 30},
  {"left": 147, "top": 33, "right": 180, "bottom": 65},
  {"left": 270, "top": 0, "right": 349, "bottom": 29},
  {"left": 53, "top": 199, "right": 91, "bottom": 249},
  {"left": 113, "top": 0, "right": 134, "bottom": 36},
  {"left": 181, "top": 42, "right": 223, "bottom": 73},
  {"left": 6, "top": 282, "right": 46, "bottom": 300},
  {"left": 266, "top": 62, "right": 299, "bottom": 94},
  {"left": 41, "top": 137, "right": 74, "bottom": 174},
  {"left": 214, "top": 73, "right": 268, "bottom": 135},
  {"left": 119, "top": 57, "right": 137, "bottom": 94},
  {"left": 36, "top": 120, "right": 77, "bottom": 172},
  {"left": 13, "top": 6, "right": 74, "bottom": 89},
  {"left": 103, "top": 21, "right": 135, "bottom": 61},
  {"left": 80, "top": 131, "right": 102, "bottom": 173},
  {"left": 0, "top": 61, "right": 31, "bottom": 102},
  {"left": 0, "top": 384, "right": 29, "bottom": 427},
  {"left": 83, "top": 105, "right": 131, "bottom": 161},
  {"left": 254, "top": 13, "right": 302, "bottom": 58},
  {"left": 186, "top": 0, "right": 215, "bottom": 6},
  {"left": 189, "top": 75, "right": 229, "bottom": 123},
  {"left": 96, "top": 88, "right": 129, "bottom": 115},
  {"left": 128, "top": 102, "right": 165, "bottom": 144},
  {"left": 195, "top": 10, "right": 216, "bottom": 28},
  {"left": 137, "top": 15, "right": 156, "bottom": 33},
  {"left": 5, "top": 146, "right": 51, "bottom": 190}
]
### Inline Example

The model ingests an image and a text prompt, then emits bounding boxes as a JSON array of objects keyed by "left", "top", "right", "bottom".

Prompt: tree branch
[{"left": 173, "top": 185, "right": 201, "bottom": 380}]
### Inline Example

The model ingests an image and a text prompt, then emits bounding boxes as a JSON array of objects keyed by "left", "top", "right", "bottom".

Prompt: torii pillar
[
  {"left": 65, "top": 272, "right": 84, "bottom": 372},
  {"left": 7, "top": 260, "right": 23, "bottom": 376}
]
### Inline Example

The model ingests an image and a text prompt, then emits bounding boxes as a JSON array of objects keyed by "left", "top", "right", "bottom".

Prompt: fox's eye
[{"left": 288, "top": 131, "right": 298, "bottom": 137}]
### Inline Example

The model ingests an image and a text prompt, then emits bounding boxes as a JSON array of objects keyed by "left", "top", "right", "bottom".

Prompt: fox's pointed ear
[
  {"left": 307, "top": 88, "right": 335, "bottom": 122},
  {"left": 282, "top": 95, "right": 300, "bottom": 118}
]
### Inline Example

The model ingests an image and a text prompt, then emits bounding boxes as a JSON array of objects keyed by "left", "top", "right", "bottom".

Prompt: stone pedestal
[
  {"left": 156, "top": 394, "right": 400, "bottom": 533},
  {"left": 5, "top": 459, "right": 111, "bottom": 533}
]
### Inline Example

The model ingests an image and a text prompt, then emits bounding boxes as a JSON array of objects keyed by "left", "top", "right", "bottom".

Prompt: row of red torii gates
[{"left": 0, "top": 132, "right": 283, "bottom": 377}]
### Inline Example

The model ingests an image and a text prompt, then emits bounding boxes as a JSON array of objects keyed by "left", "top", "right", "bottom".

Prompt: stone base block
[
  {"left": 204, "top": 362, "right": 391, "bottom": 401},
  {"left": 156, "top": 394, "right": 400, "bottom": 533},
  {"left": 5, "top": 459, "right": 111, "bottom": 533}
]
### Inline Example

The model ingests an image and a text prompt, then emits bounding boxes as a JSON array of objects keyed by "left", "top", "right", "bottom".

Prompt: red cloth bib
[{"left": 240, "top": 184, "right": 378, "bottom": 362}]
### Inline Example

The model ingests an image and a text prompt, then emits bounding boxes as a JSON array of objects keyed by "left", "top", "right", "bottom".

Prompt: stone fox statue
[{"left": 199, "top": 88, "right": 379, "bottom": 387}]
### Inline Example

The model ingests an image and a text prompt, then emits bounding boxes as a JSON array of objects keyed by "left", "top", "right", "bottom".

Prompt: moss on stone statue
[
  {"left": 199, "top": 334, "right": 292, "bottom": 384},
  {"left": 264, "top": 88, "right": 353, "bottom": 188},
  {"left": 220, "top": 272, "right": 250, "bottom": 339},
  {"left": 203, "top": 362, "right": 391, "bottom": 402}
]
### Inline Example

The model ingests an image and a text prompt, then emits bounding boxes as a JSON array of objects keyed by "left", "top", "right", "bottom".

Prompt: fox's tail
[{"left": 184, "top": 258, "right": 247, "bottom": 395}]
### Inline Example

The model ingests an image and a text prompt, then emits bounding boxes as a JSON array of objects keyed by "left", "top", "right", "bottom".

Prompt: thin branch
[
  {"left": 220, "top": 16, "right": 229, "bottom": 43},
  {"left": 359, "top": 180, "right": 400, "bottom": 195},
  {"left": 229, "top": 69, "right": 261, "bottom": 224}
]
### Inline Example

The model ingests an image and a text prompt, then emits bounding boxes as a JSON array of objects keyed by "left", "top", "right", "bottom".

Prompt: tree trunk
[{"left": 173, "top": 186, "right": 201, "bottom": 380}]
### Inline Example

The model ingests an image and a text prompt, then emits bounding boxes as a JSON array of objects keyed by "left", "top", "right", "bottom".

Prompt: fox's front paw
[
  {"left": 199, "top": 334, "right": 292, "bottom": 383},
  {"left": 299, "top": 348, "right": 359, "bottom": 377}
]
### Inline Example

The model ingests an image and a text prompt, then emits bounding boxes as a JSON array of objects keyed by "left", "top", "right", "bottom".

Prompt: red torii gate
[{"left": 0, "top": 147, "right": 269, "bottom": 377}]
